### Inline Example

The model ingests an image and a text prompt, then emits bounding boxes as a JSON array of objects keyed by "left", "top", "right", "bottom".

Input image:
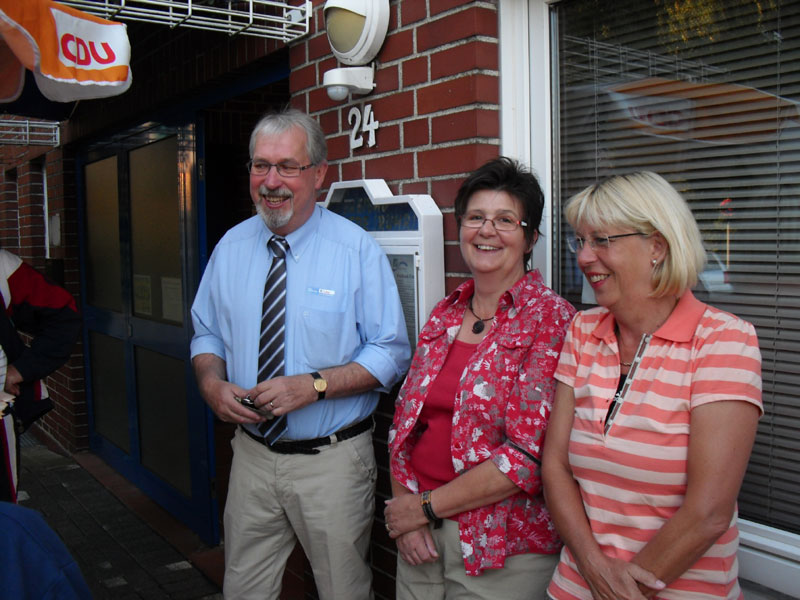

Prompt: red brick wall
[
  {"left": 0, "top": 143, "right": 86, "bottom": 453},
  {"left": 0, "top": 167, "right": 20, "bottom": 252},
  {"left": 286, "top": 2, "right": 501, "bottom": 598},
  {"left": 292, "top": 0, "right": 500, "bottom": 297}
]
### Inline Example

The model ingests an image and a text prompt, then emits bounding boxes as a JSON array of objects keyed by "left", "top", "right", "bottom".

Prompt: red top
[{"left": 410, "top": 339, "right": 474, "bottom": 492}]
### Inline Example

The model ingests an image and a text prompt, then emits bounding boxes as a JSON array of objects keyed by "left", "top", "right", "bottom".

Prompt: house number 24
[{"left": 348, "top": 104, "right": 379, "bottom": 151}]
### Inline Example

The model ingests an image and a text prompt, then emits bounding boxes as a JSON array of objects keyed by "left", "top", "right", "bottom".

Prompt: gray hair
[{"left": 249, "top": 108, "right": 327, "bottom": 165}]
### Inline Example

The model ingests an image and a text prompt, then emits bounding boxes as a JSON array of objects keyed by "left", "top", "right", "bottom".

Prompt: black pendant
[{"left": 472, "top": 320, "right": 485, "bottom": 334}]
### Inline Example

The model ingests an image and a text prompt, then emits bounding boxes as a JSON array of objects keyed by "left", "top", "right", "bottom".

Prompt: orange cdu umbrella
[{"left": 0, "top": 0, "right": 131, "bottom": 112}]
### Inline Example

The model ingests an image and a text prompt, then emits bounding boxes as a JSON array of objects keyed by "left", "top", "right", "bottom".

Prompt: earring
[{"left": 652, "top": 259, "right": 658, "bottom": 267}]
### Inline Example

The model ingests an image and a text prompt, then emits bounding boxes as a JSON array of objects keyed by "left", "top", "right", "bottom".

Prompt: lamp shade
[{"left": 324, "top": 0, "right": 388, "bottom": 66}]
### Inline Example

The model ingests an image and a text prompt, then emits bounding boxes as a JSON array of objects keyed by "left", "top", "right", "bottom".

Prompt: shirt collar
[
  {"left": 592, "top": 289, "right": 706, "bottom": 343},
  {"left": 653, "top": 290, "right": 705, "bottom": 342},
  {"left": 262, "top": 204, "right": 321, "bottom": 262},
  {"left": 449, "top": 270, "right": 543, "bottom": 311}
]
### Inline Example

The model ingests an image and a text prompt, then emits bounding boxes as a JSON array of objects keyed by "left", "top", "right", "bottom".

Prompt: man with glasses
[{"left": 190, "top": 108, "right": 411, "bottom": 600}]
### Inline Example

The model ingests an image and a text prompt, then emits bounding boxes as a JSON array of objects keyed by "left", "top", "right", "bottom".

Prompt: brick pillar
[
  {"left": 36, "top": 148, "right": 87, "bottom": 453},
  {"left": 0, "top": 167, "right": 20, "bottom": 252},
  {"left": 286, "top": 2, "right": 501, "bottom": 597}
]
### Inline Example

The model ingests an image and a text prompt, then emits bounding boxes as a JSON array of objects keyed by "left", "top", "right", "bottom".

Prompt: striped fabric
[{"left": 548, "top": 291, "right": 762, "bottom": 600}]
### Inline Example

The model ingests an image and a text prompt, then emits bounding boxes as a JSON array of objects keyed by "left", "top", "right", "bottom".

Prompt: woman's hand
[
  {"left": 4, "top": 364, "right": 23, "bottom": 396},
  {"left": 384, "top": 493, "right": 427, "bottom": 538},
  {"left": 578, "top": 553, "right": 664, "bottom": 600},
  {"left": 395, "top": 526, "right": 439, "bottom": 565}
]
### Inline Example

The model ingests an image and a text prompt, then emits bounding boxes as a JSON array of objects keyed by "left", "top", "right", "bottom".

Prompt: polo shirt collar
[
  {"left": 653, "top": 290, "right": 706, "bottom": 342},
  {"left": 592, "top": 290, "right": 706, "bottom": 344}
]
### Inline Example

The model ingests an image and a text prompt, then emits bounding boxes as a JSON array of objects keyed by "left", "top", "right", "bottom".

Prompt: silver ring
[{"left": 269, "top": 400, "right": 275, "bottom": 409}]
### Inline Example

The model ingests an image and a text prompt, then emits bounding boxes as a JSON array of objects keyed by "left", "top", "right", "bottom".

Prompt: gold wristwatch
[{"left": 310, "top": 371, "right": 327, "bottom": 400}]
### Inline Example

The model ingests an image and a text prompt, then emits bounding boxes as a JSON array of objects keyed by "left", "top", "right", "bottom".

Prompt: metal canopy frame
[
  {"left": 0, "top": 120, "right": 60, "bottom": 146},
  {"left": 58, "top": 0, "right": 312, "bottom": 41}
]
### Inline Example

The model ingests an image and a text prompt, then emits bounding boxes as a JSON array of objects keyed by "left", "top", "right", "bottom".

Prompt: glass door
[{"left": 81, "top": 123, "right": 218, "bottom": 544}]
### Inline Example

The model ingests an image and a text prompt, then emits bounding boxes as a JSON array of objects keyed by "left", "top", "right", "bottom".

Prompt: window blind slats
[{"left": 556, "top": 0, "right": 800, "bottom": 535}]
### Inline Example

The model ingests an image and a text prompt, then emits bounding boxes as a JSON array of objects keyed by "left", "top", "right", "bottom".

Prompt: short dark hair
[{"left": 454, "top": 157, "right": 544, "bottom": 266}]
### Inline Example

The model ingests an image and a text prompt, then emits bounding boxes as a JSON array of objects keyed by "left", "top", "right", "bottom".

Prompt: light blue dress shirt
[{"left": 191, "top": 205, "right": 411, "bottom": 440}]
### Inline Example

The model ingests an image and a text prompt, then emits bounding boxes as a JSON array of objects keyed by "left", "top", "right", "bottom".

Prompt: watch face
[{"left": 314, "top": 378, "right": 327, "bottom": 392}]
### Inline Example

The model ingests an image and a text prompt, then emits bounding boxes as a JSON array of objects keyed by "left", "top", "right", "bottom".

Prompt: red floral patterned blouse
[{"left": 389, "top": 270, "right": 576, "bottom": 575}]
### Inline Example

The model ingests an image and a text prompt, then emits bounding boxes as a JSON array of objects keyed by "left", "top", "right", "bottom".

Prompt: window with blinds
[{"left": 553, "top": 0, "right": 800, "bottom": 535}]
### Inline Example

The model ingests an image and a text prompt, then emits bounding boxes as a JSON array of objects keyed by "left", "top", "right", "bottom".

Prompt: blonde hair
[{"left": 565, "top": 172, "right": 706, "bottom": 297}]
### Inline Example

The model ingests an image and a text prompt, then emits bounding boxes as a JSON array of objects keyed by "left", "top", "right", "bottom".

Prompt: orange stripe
[{"left": 571, "top": 441, "right": 688, "bottom": 473}]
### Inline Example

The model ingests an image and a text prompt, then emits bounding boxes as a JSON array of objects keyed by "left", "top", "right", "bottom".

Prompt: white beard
[
  {"left": 256, "top": 202, "right": 292, "bottom": 231},
  {"left": 255, "top": 186, "right": 293, "bottom": 231}
]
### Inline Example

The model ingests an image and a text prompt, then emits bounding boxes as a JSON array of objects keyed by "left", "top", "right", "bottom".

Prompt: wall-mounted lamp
[{"left": 323, "top": 0, "right": 389, "bottom": 102}]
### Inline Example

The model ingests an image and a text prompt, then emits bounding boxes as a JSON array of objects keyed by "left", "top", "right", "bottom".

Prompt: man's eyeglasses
[
  {"left": 461, "top": 214, "right": 527, "bottom": 232},
  {"left": 567, "top": 232, "right": 646, "bottom": 253},
  {"left": 247, "top": 160, "right": 315, "bottom": 177}
]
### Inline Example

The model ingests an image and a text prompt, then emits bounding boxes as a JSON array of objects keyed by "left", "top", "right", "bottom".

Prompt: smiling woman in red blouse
[{"left": 385, "top": 157, "right": 575, "bottom": 600}]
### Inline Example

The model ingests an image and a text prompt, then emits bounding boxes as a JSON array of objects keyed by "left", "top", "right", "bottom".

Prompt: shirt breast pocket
[
  {"left": 489, "top": 333, "right": 535, "bottom": 394},
  {"left": 297, "top": 296, "right": 353, "bottom": 370},
  {"left": 494, "top": 333, "right": 534, "bottom": 366}
]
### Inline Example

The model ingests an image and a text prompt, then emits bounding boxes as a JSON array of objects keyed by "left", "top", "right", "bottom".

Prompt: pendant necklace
[{"left": 468, "top": 298, "right": 494, "bottom": 334}]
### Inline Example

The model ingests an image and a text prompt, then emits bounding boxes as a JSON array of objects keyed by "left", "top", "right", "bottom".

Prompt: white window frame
[
  {"left": 500, "top": 0, "right": 553, "bottom": 284},
  {"left": 498, "top": 0, "right": 800, "bottom": 595}
]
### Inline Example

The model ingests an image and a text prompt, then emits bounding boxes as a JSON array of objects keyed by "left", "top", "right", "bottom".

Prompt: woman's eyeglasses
[
  {"left": 567, "top": 232, "right": 646, "bottom": 253},
  {"left": 461, "top": 214, "right": 527, "bottom": 232}
]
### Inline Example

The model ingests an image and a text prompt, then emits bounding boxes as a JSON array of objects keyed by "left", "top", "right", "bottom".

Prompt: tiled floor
[{"left": 18, "top": 436, "right": 223, "bottom": 599}]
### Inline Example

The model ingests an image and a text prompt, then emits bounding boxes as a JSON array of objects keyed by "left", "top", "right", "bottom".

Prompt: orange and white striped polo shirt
[{"left": 548, "top": 291, "right": 762, "bottom": 600}]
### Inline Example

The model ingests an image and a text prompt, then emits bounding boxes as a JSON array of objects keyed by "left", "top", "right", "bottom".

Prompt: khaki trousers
[
  {"left": 223, "top": 427, "right": 376, "bottom": 600},
  {"left": 396, "top": 519, "right": 558, "bottom": 600}
]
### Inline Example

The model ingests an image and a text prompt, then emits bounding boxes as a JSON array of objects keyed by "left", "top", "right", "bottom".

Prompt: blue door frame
[{"left": 77, "top": 120, "right": 219, "bottom": 545}]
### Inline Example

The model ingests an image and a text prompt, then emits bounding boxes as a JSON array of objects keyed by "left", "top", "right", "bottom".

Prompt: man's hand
[
  {"left": 193, "top": 353, "right": 266, "bottom": 425},
  {"left": 4, "top": 364, "right": 23, "bottom": 396},
  {"left": 247, "top": 374, "right": 318, "bottom": 416},
  {"left": 201, "top": 377, "right": 269, "bottom": 425}
]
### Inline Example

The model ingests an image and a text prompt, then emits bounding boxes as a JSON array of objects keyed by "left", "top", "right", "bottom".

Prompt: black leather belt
[{"left": 240, "top": 417, "right": 373, "bottom": 455}]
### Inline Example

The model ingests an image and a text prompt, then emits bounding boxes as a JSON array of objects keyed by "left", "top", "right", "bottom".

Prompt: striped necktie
[{"left": 257, "top": 235, "right": 289, "bottom": 443}]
